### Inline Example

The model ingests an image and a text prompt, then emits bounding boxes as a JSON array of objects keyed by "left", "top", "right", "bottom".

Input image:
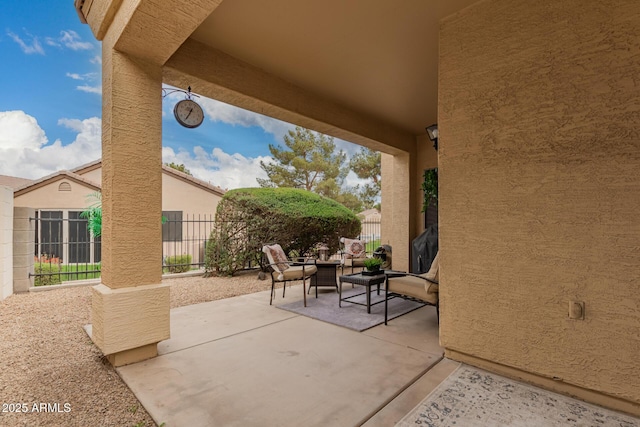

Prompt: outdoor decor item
[
  {"left": 163, "top": 86, "right": 204, "bottom": 129},
  {"left": 363, "top": 258, "right": 382, "bottom": 273},
  {"left": 317, "top": 243, "right": 330, "bottom": 261}
]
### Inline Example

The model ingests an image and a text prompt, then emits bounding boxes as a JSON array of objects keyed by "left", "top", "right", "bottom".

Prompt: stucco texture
[{"left": 439, "top": 0, "right": 640, "bottom": 405}]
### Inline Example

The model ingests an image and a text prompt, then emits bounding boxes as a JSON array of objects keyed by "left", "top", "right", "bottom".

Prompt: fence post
[
  {"left": 0, "top": 186, "right": 13, "bottom": 300},
  {"left": 13, "top": 207, "right": 35, "bottom": 293}
]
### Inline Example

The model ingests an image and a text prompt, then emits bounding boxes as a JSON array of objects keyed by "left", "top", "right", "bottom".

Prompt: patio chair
[
  {"left": 384, "top": 252, "right": 439, "bottom": 324},
  {"left": 339, "top": 237, "right": 368, "bottom": 274},
  {"left": 262, "top": 244, "right": 318, "bottom": 307}
]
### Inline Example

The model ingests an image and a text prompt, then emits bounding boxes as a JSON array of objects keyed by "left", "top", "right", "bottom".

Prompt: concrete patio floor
[{"left": 116, "top": 283, "right": 456, "bottom": 426}]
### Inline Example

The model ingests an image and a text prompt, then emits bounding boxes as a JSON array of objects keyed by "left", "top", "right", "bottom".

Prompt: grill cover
[{"left": 411, "top": 224, "right": 438, "bottom": 273}]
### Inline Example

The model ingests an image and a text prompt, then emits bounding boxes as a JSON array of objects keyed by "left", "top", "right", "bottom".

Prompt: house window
[
  {"left": 37, "top": 211, "right": 63, "bottom": 261},
  {"left": 68, "top": 211, "right": 90, "bottom": 263},
  {"left": 162, "top": 211, "right": 183, "bottom": 242},
  {"left": 35, "top": 210, "right": 101, "bottom": 264},
  {"left": 58, "top": 182, "right": 71, "bottom": 191}
]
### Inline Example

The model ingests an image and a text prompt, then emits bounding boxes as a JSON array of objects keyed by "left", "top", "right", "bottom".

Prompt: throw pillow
[
  {"left": 266, "top": 244, "right": 290, "bottom": 273},
  {"left": 344, "top": 238, "right": 366, "bottom": 259}
]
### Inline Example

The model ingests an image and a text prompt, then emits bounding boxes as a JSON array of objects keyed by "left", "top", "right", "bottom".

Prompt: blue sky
[{"left": 0, "top": 2, "right": 363, "bottom": 189}]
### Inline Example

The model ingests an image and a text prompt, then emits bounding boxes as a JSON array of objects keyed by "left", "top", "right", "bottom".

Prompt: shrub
[
  {"left": 206, "top": 188, "right": 361, "bottom": 276},
  {"left": 363, "top": 257, "right": 382, "bottom": 271},
  {"left": 164, "top": 255, "right": 193, "bottom": 273},
  {"left": 34, "top": 263, "right": 62, "bottom": 286}
]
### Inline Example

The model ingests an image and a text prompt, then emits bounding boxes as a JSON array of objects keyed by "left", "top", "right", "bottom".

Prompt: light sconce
[{"left": 426, "top": 124, "right": 438, "bottom": 150}]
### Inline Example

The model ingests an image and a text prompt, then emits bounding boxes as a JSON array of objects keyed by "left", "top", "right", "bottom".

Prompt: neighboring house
[{"left": 11, "top": 160, "right": 225, "bottom": 265}]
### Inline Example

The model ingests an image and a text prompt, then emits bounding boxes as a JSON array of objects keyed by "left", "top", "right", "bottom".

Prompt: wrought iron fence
[
  {"left": 162, "top": 213, "right": 215, "bottom": 273},
  {"left": 29, "top": 212, "right": 381, "bottom": 285},
  {"left": 31, "top": 214, "right": 102, "bottom": 286},
  {"left": 358, "top": 219, "right": 382, "bottom": 254}
]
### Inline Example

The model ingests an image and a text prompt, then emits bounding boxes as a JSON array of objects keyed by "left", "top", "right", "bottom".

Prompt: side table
[
  {"left": 307, "top": 260, "right": 340, "bottom": 297},
  {"left": 338, "top": 272, "right": 387, "bottom": 313}
]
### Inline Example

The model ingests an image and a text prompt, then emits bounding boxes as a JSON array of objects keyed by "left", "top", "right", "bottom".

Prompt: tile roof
[
  {"left": 13, "top": 171, "right": 101, "bottom": 196},
  {"left": 0, "top": 174, "right": 33, "bottom": 190},
  {"left": 12, "top": 159, "right": 226, "bottom": 197}
]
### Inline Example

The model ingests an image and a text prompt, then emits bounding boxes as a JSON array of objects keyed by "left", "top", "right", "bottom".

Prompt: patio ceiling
[{"left": 189, "top": 0, "right": 479, "bottom": 136}]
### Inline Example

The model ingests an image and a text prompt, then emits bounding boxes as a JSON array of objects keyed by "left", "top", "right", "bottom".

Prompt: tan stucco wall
[
  {"left": 14, "top": 179, "right": 97, "bottom": 210},
  {"left": 439, "top": 0, "right": 640, "bottom": 409},
  {"left": 78, "top": 168, "right": 102, "bottom": 185},
  {"left": 12, "top": 207, "right": 34, "bottom": 293},
  {"left": 0, "top": 186, "right": 13, "bottom": 300},
  {"left": 161, "top": 173, "right": 221, "bottom": 214}
]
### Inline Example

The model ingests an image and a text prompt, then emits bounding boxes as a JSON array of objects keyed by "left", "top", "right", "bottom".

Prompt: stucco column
[
  {"left": 12, "top": 207, "right": 34, "bottom": 294},
  {"left": 0, "top": 186, "right": 14, "bottom": 300},
  {"left": 381, "top": 150, "right": 416, "bottom": 272},
  {"left": 91, "top": 45, "right": 169, "bottom": 366}
]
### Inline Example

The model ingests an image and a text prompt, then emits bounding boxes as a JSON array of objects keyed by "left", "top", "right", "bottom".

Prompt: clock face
[{"left": 173, "top": 99, "right": 204, "bottom": 128}]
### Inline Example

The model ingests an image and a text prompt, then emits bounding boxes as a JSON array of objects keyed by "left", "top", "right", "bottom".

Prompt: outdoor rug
[
  {"left": 276, "top": 287, "right": 426, "bottom": 332},
  {"left": 397, "top": 365, "right": 640, "bottom": 427}
]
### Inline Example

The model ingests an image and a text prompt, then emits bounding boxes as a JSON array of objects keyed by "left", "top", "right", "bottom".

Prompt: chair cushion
[
  {"left": 387, "top": 275, "right": 438, "bottom": 304},
  {"left": 272, "top": 264, "right": 318, "bottom": 281},
  {"left": 424, "top": 251, "right": 440, "bottom": 282},
  {"left": 343, "top": 238, "right": 366, "bottom": 259},
  {"left": 344, "top": 258, "right": 367, "bottom": 267},
  {"left": 262, "top": 244, "right": 290, "bottom": 273}
]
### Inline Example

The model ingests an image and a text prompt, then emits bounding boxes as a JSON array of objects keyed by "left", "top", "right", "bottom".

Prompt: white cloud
[
  {"left": 0, "top": 111, "right": 101, "bottom": 179},
  {"left": 162, "top": 146, "right": 271, "bottom": 190},
  {"left": 198, "top": 97, "right": 295, "bottom": 142},
  {"left": 0, "top": 110, "right": 270, "bottom": 189},
  {"left": 77, "top": 85, "right": 102, "bottom": 94},
  {"left": 59, "top": 30, "right": 93, "bottom": 50},
  {"left": 90, "top": 55, "right": 102, "bottom": 65},
  {"left": 66, "top": 73, "right": 82, "bottom": 80},
  {"left": 0, "top": 111, "right": 47, "bottom": 150},
  {"left": 7, "top": 30, "right": 44, "bottom": 55}
]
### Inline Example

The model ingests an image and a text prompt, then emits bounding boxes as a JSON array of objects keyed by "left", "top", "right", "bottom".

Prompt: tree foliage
[
  {"left": 258, "top": 126, "right": 382, "bottom": 212},
  {"left": 258, "top": 127, "right": 347, "bottom": 193},
  {"left": 79, "top": 192, "right": 102, "bottom": 238},
  {"left": 165, "top": 162, "right": 192, "bottom": 175},
  {"left": 349, "top": 147, "right": 381, "bottom": 209},
  {"left": 205, "top": 187, "right": 361, "bottom": 276},
  {"left": 422, "top": 168, "right": 438, "bottom": 211}
]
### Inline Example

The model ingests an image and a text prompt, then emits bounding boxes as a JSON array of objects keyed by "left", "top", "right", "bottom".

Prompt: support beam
[
  {"left": 165, "top": 39, "right": 415, "bottom": 155},
  {"left": 78, "top": 0, "right": 223, "bottom": 65}
]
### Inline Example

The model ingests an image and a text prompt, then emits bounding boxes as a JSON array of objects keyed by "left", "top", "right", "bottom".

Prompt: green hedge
[
  {"left": 34, "top": 263, "right": 62, "bottom": 287},
  {"left": 206, "top": 188, "right": 361, "bottom": 276},
  {"left": 164, "top": 255, "right": 193, "bottom": 273}
]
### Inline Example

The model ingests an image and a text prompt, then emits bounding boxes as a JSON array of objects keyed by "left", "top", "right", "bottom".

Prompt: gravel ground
[{"left": 0, "top": 270, "right": 273, "bottom": 427}]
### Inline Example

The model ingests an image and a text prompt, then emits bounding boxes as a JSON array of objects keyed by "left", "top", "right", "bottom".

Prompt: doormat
[{"left": 397, "top": 365, "right": 640, "bottom": 426}]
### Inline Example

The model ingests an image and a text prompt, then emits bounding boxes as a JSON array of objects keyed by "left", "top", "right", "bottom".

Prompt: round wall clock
[{"left": 173, "top": 99, "right": 204, "bottom": 128}]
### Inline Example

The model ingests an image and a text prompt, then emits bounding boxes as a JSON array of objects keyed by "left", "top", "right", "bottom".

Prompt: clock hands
[{"left": 185, "top": 108, "right": 193, "bottom": 120}]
